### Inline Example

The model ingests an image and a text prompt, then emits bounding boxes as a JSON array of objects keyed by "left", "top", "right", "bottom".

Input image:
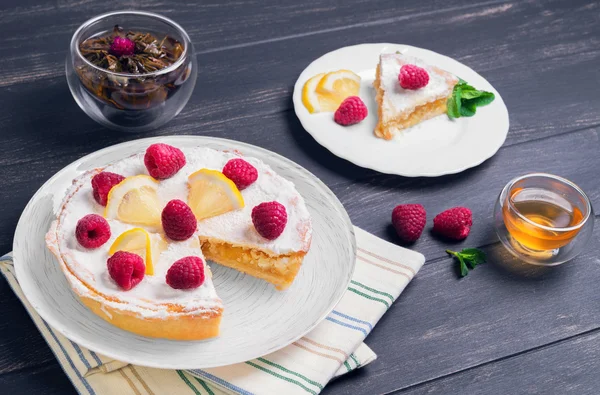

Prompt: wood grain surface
[{"left": 0, "top": 0, "right": 599, "bottom": 394}]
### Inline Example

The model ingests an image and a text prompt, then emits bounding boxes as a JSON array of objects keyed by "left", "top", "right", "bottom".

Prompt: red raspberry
[
  {"left": 166, "top": 256, "right": 205, "bottom": 289},
  {"left": 398, "top": 64, "right": 429, "bottom": 90},
  {"left": 144, "top": 143, "right": 186, "bottom": 179},
  {"left": 252, "top": 201, "right": 287, "bottom": 240},
  {"left": 433, "top": 207, "right": 473, "bottom": 240},
  {"left": 222, "top": 159, "right": 258, "bottom": 190},
  {"left": 91, "top": 171, "right": 125, "bottom": 206},
  {"left": 334, "top": 96, "right": 368, "bottom": 126},
  {"left": 391, "top": 204, "right": 426, "bottom": 242},
  {"left": 162, "top": 199, "right": 197, "bottom": 241},
  {"left": 110, "top": 36, "right": 135, "bottom": 57},
  {"left": 107, "top": 251, "right": 145, "bottom": 291},
  {"left": 75, "top": 214, "right": 111, "bottom": 249}
]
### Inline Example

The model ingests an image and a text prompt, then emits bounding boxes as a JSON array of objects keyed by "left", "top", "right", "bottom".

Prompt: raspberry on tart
[
  {"left": 91, "top": 171, "right": 125, "bottom": 206},
  {"left": 223, "top": 159, "right": 258, "bottom": 190},
  {"left": 166, "top": 256, "right": 205, "bottom": 289},
  {"left": 252, "top": 201, "right": 288, "bottom": 240},
  {"left": 162, "top": 199, "right": 197, "bottom": 241},
  {"left": 75, "top": 214, "right": 111, "bottom": 248},
  {"left": 107, "top": 251, "right": 145, "bottom": 291},
  {"left": 144, "top": 143, "right": 186, "bottom": 179}
]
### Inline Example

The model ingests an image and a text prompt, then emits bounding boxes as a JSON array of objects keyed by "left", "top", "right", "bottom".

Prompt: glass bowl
[
  {"left": 493, "top": 173, "right": 594, "bottom": 266},
  {"left": 66, "top": 11, "right": 197, "bottom": 132}
]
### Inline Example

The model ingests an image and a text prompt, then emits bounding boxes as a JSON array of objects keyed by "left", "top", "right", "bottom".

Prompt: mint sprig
[
  {"left": 447, "top": 79, "right": 495, "bottom": 119},
  {"left": 446, "top": 248, "right": 486, "bottom": 277}
]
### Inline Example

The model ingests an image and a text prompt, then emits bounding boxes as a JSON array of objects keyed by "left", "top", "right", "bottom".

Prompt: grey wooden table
[{"left": 1, "top": 0, "right": 599, "bottom": 394}]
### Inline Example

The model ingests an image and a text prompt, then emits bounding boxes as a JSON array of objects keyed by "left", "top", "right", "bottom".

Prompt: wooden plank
[
  {"left": 395, "top": 329, "right": 600, "bottom": 395},
  {"left": 325, "top": 216, "right": 600, "bottom": 394},
  {"left": 0, "top": 0, "right": 504, "bottom": 86},
  {"left": 0, "top": 361, "right": 75, "bottom": 395}
]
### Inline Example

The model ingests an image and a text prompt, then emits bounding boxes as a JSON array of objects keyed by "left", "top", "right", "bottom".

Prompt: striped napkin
[{"left": 0, "top": 226, "right": 424, "bottom": 395}]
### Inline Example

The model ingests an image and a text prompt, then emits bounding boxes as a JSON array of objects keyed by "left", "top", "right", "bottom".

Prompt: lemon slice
[
  {"left": 188, "top": 169, "right": 244, "bottom": 220},
  {"left": 302, "top": 73, "right": 344, "bottom": 113},
  {"left": 109, "top": 228, "right": 155, "bottom": 275},
  {"left": 104, "top": 175, "right": 161, "bottom": 227},
  {"left": 316, "top": 69, "right": 361, "bottom": 99}
]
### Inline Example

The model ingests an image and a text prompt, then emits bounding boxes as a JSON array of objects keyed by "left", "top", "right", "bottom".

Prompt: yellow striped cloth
[{"left": 0, "top": 226, "right": 424, "bottom": 395}]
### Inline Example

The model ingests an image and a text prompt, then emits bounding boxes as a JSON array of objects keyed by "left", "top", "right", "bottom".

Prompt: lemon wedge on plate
[
  {"left": 104, "top": 175, "right": 162, "bottom": 227},
  {"left": 188, "top": 169, "right": 244, "bottom": 220},
  {"left": 302, "top": 73, "right": 342, "bottom": 113},
  {"left": 109, "top": 228, "right": 155, "bottom": 275},
  {"left": 316, "top": 70, "right": 361, "bottom": 99},
  {"left": 301, "top": 70, "right": 361, "bottom": 113}
]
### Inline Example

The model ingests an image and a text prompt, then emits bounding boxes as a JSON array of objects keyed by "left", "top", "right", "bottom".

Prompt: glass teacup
[{"left": 493, "top": 173, "right": 594, "bottom": 265}]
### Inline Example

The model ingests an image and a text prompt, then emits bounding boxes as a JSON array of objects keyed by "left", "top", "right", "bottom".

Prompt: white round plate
[
  {"left": 14, "top": 136, "right": 355, "bottom": 369},
  {"left": 293, "top": 43, "right": 509, "bottom": 177}
]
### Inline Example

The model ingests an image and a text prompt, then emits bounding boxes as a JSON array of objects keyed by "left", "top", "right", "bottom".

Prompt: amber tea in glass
[{"left": 501, "top": 174, "right": 590, "bottom": 252}]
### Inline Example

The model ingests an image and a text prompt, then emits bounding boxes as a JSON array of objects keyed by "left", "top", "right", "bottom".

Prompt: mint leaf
[
  {"left": 446, "top": 248, "right": 486, "bottom": 277},
  {"left": 447, "top": 96, "right": 460, "bottom": 118},
  {"left": 446, "top": 79, "right": 495, "bottom": 119},
  {"left": 459, "top": 102, "right": 477, "bottom": 117},
  {"left": 465, "top": 91, "right": 495, "bottom": 107}
]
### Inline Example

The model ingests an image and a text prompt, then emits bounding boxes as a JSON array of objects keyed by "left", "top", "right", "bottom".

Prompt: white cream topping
[
  {"left": 52, "top": 146, "right": 311, "bottom": 319},
  {"left": 380, "top": 53, "right": 455, "bottom": 117}
]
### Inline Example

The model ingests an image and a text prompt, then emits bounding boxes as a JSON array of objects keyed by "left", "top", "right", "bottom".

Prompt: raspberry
[
  {"left": 391, "top": 204, "right": 426, "bottom": 242},
  {"left": 222, "top": 159, "right": 258, "bottom": 190},
  {"left": 110, "top": 36, "right": 135, "bottom": 57},
  {"left": 144, "top": 143, "right": 186, "bottom": 179},
  {"left": 107, "top": 251, "right": 145, "bottom": 291},
  {"left": 251, "top": 201, "right": 288, "bottom": 240},
  {"left": 91, "top": 171, "right": 125, "bottom": 206},
  {"left": 166, "top": 256, "right": 205, "bottom": 289},
  {"left": 433, "top": 207, "right": 473, "bottom": 240},
  {"left": 75, "top": 214, "right": 111, "bottom": 249},
  {"left": 162, "top": 199, "right": 197, "bottom": 241},
  {"left": 334, "top": 96, "right": 368, "bottom": 126},
  {"left": 398, "top": 64, "right": 429, "bottom": 90}
]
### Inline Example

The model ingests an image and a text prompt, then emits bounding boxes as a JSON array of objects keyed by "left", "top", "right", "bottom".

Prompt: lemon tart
[{"left": 46, "top": 146, "right": 312, "bottom": 340}]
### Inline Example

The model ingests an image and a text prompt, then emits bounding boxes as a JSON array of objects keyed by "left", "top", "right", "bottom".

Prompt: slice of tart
[{"left": 373, "top": 53, "right": 459, "bottom": 140}]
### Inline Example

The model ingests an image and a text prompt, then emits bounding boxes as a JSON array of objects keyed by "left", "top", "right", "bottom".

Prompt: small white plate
[
  {"left": 293, "top": 43, "right": 509, "bottom": 177},
  {"left": 13, "top": 136, "right": 355, "bottom": 369}
]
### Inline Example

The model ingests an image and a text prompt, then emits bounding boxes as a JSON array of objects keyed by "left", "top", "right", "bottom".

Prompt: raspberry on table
[
  {"left": 334, "top": 96, "right": 368, "bottom": 126},
  {"left": 162, "top": 199, "right": 197, "bottom": 241},
  {"left": 75, "top": 214, "right": 111, "bottom": 249},
  {"left": 166, "top": 256, "right": 205, "bottom": 289},
  {"left": 391, "top": 204, "right": 426, "bottom": 242},
  {"left": 223, "top": 158, "right": 258, "bottom": 190},
  {"left": 144, "top": 143, "right": 186, "bottom": 179},
  {"left": 110, "top": 36, "right": 136, "bottom": 57},
  {"left": 398, "top": 64, "right": 429, "bottom": 90},
  {"left": 433, "top": 207, "right": 473, "bottom": 240},
  {"left": 107, "top": 251, "right": 145, "bottom": 291},
  {"left": 91, "top": 171, "right": 125, "bottom": 206},
  {"left": 252, "top": 201, "right": 288, "bottom": 240}
]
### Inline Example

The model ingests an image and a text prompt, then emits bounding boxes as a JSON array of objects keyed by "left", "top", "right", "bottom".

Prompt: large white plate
[
  {"left": 13, "top": 136, "right": 355, "bottom": 369},
  {"left": 293, "top": 43, "right": 509, "bottom": 177}
]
